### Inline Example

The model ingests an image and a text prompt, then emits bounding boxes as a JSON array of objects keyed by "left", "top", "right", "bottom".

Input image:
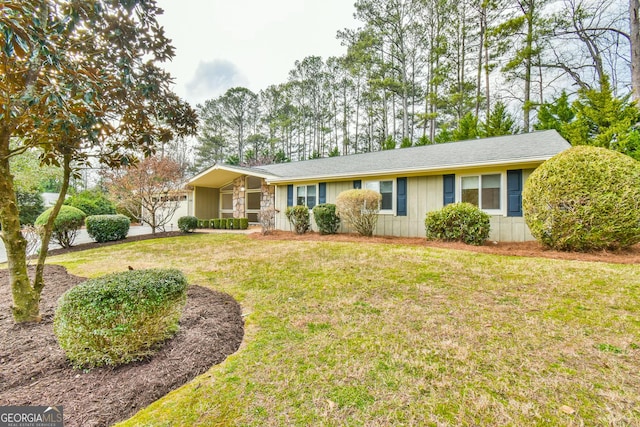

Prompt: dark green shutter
[
  {"left": 353, "top": 180, "right": 362, "bottom": 189},
  {"left": 507, "top": 169, "right": 523, "bottom": 217},
  {"left": 443, "top": 174, "right": 455, "bottom": 205},
  {"left": 396, "top": 177, "right": 407, "bottom": 216},
  {"left": 287, "top": 184, "right": 293, "bottom": 207},
  {"left": 319, "top": 182, "right": 326, "bottom": 204}
]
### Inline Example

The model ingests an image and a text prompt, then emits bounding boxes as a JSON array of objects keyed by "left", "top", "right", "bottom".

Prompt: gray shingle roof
[{"left": 248, "top": 130, "right": 570, "bottom": 182}]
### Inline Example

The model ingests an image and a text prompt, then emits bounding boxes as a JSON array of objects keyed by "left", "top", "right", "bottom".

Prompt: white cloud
[{"left": 185, "top": 59, "right": 249, "bottom": 104}]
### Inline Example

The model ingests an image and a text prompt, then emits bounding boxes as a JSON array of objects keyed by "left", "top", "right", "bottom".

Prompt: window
[
  {"left": 220, "top": 182, "right": 234, "bottom": 216},
  {"left": 461, "top": 174, "right": 501, "bottom": 211},
  {"left": 296, "top": 185, "right": 316, "bottom": 209},
  {"left": 365, "top": 180, "right": 393, "bottom": 211},
  {"left": 245, "top": 176, "right": 262, "bottom": 222}
]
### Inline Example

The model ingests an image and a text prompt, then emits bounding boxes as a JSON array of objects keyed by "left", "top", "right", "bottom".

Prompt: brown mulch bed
[
  {"left": 249, "top": 230, "right": 640, "bottom": 264},
  {"left": 0, "top": 265, "right": 244, "bottom": 427}
]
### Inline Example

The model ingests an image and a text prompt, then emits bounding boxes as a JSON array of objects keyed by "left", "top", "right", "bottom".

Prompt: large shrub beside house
[
  {"left": 522, "top": 146, "right": 640, "bottom": 251},
  {"left": 335, "top": 189, "right": 381, "bottom": 237},
  {"left": 285, "top": 205, "right": 311, "bottom": 234},
  {"left": 424, "top": 203, "right": 490, "bottom": 246},
  {"left": 312, "top": 203, "right": 340, "bottom": 235}
]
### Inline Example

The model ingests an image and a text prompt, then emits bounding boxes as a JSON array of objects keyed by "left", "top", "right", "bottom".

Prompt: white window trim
[
  {"left": 457, "top": 172, "right": 506, "bottom": 216},
  {"left": 364, "top": 179, "right": 395, "bottom": 215},
  {"left": 245, "top": 177, "right": 262, "bottom": 216},
  {"left": 220, "top": 181, "right": 234, "bottom": 215},
  {"left": 295, "top": 184, "right": 318, "bottom": 209}
]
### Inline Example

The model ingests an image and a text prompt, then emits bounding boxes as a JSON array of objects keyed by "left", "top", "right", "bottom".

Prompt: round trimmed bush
[
  {"left": 35, "top": 205, "right": 87, "bottom": 248},
  {"left": 85, "top": 214, "right": 130, "bottom": 242},
  {"left": 424, "top": 202, "right": 490, "bottom": 246},
  {"left": 523, "top": 146, "right": 640, "bottom": 251},
  {"left": 54, "top": 268, "right": 189, "bottom": 368},
  {"left": 177, "top": 215, "right": 198, "bottom": 233},
  {"left": 313, "top": 203, "right": 340, "bottom": 235}
]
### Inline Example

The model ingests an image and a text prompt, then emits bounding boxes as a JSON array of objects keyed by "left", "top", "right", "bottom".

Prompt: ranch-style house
[{"left": 188, "top": 130, "right": 571, "bottom": 242}]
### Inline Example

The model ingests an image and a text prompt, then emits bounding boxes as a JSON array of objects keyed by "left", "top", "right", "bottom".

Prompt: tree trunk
[
  {"left": 34, "top": 154, "right": 73, "bottom": 293},
  {"left": 631, "top": 0, "right": 640, "bottom": 102},
  {"left": 0, "top": 133, "right": 40, "bottom": 322},
  {"left": 523, "top": 1, "right": 534, "bottom": 133},
  {"left": 476, "top": 5, "right": 486, "bottom": 118}
]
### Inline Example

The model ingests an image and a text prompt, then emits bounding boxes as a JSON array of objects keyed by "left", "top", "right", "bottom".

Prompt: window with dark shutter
[
  {"left": 319, "top": 182, "right": 326, "bottom": 204},
  {"left": 287, "top": 184, "right": 293, "bottom": 207},
  {"left": 397, "top": 177, "right": 407, "bottom": 216},
  {"left": 443, "top": 174, "right": 455, "bottom": 206}
]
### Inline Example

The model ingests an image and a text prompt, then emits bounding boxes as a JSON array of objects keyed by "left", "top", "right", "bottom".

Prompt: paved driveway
[{"left": 0, "top": 225, "right": 155, "bottom": 264}]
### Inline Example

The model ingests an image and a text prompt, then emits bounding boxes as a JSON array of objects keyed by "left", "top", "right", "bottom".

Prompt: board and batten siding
[
  {"left": 194, "top": 187, "right": 219, "bottom": 219},
  {"left": 273, "top": 169, "right": 536, "bottom": 241}
]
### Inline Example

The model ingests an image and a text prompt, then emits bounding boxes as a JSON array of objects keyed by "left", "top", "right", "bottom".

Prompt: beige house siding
[
  {"left": 194, "top": 187, "right": 219, "bottom": 219},
  {"left": 274, "top": 168, "right": 537, "bottom": 242}
]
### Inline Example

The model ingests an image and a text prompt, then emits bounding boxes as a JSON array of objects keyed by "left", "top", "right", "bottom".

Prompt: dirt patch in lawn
[
  {"left": 249, "top": 230, "right": 640, "bottom": 264},
  {"left": 0, "top": 265, "right": 244, "bottom": 427}
]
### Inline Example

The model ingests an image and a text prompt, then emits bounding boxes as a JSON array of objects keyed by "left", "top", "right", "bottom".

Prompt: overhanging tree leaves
[{"left": 0, "top": 0, "right": 197, "bottom": 322}]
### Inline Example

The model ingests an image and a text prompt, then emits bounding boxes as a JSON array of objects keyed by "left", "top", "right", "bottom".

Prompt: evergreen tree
[
  {"left": 564, "top": 78, "right": 640, "bottom": 160},
  {"left": 534, "top": 90, "right": 575, "bottom": 139},
  {"left": 451, "top": 113, "right": 481, "bottom": 140},
  {"left": 483, "top": 102, "right": 519, "bottom": 136}
]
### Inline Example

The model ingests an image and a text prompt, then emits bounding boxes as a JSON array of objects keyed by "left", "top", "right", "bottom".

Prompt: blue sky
[{"left": 156, "top": 1, "right": 357, "bottom": 106}]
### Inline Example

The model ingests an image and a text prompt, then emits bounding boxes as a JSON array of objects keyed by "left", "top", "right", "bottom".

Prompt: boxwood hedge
[
  {"left": 54, "top": 269, "right": 188, "bottom": 368},
  {"left": 424, "top": 202, "right": 490, "bottom": 246},
  {"left": 85, "top": 214, "right": 130, "bottom": 243}
]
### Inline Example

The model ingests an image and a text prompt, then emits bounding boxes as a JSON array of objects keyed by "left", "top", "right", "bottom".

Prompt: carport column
[
  {"left": 233, "top": 176, "right": 245, "bottom": 218},
  {"left": 260, "top": 180, "right": 275, "bottom": 211}
]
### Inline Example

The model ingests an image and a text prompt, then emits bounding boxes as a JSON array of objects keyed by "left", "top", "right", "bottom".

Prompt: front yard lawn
[{"left": 51, "top": 233, "right": 640, "bottom": 426}]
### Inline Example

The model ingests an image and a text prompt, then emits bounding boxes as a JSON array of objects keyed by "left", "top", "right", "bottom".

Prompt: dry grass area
[{"left": 49, "top": 233, "right": 640, "bottom": 426}]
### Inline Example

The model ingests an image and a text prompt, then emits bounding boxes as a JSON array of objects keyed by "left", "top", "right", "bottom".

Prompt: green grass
[{"left": 48, "top": 233, "right": 640, "bottom": 426}]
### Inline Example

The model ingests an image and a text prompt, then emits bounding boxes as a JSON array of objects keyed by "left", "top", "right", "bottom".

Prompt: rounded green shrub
[
  {"left": 312, "top": 203, "right": 340, "bottom": 235},
  {"left": 285, "top": 205, "right": 311, "bottom": 234},
  {"left": 424, "top": 202, "right": 490, "bottom": 246},
  {"left": 85, "top": 214, "right": 130, "bottom": 243},
  {"left": 64, "top": 189, "right": 116, "bottom": 216},
  {"left": 212, "top": 218, "right": 221, "bottom": 229},
  {"left": 177, "top": 215, "right": 198, "bottom": 233},
  {"left": 35, "top": 205, "right": 87, "bottom": 248},
  {"left": 54, "top": 268, "right": 188, "bottom": 368},
  {"left": 523, "top": 146, "right": 640, "bottom": 251}
]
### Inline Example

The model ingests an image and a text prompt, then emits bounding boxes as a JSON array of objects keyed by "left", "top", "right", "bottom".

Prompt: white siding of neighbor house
[{"left": 273, "top": 168, "right": 537, "bottom": 242}]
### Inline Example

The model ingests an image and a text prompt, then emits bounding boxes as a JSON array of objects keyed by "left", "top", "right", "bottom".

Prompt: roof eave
[
  {"left": 188, "top": 164, "right": 278, "bottom": 187},
  {"left": 265, "top": 156, "right": 553, "bottom": 184}
]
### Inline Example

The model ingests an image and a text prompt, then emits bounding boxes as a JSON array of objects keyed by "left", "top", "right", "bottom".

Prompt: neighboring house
[
  {"left": 141, "top": 188, "right": 194, "bottom": 231},
  {"left": 41, "top": 192, "right": 64, "bottom": 207},
  {"left": 188, "top": 130, "right": 571, "bottom": 241}
]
